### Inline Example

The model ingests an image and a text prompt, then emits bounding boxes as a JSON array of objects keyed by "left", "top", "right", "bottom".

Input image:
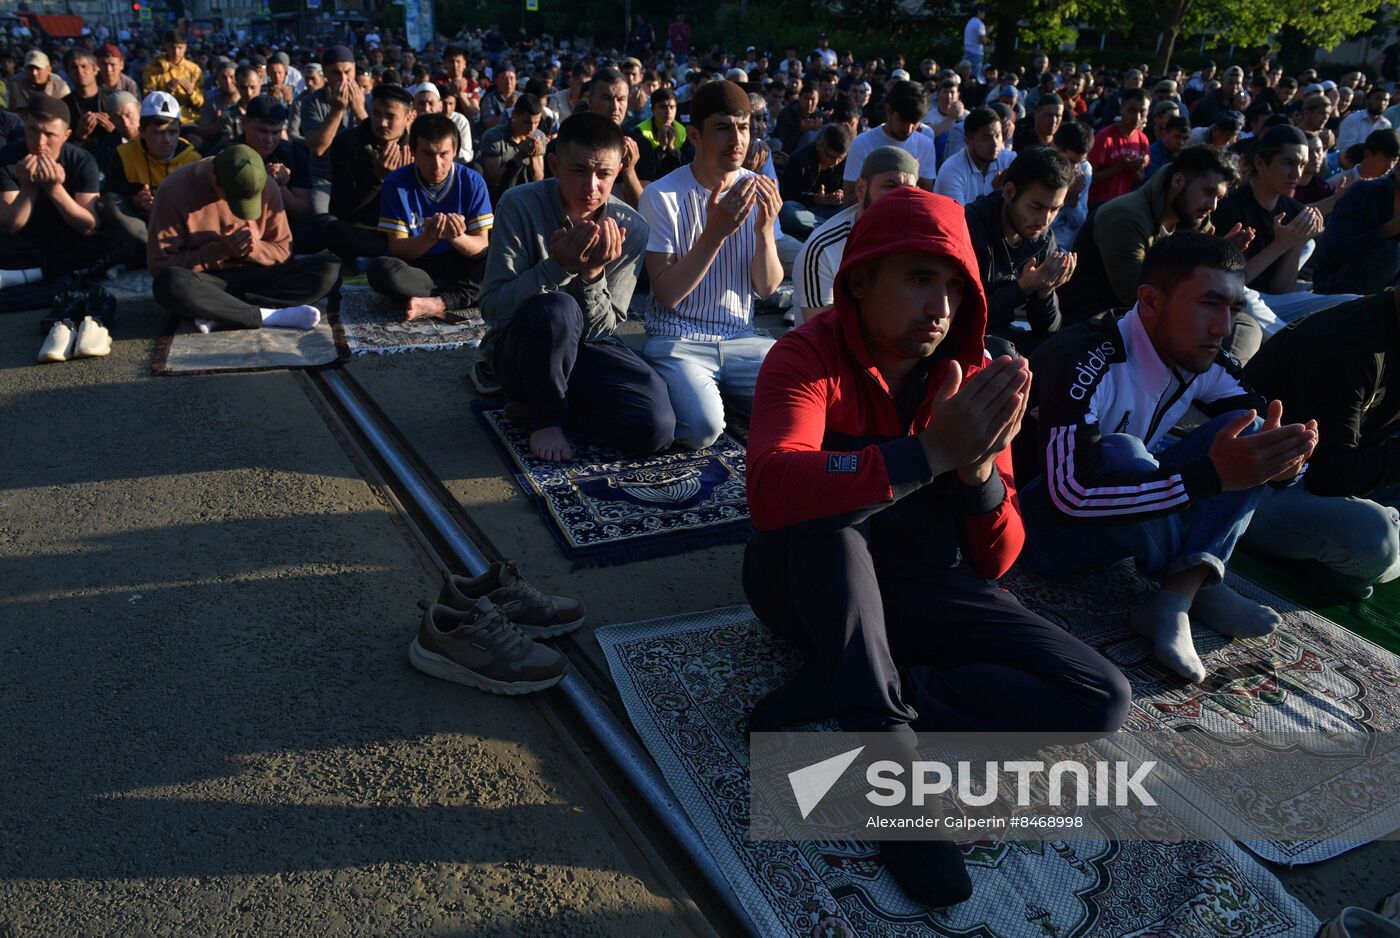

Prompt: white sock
[
  {"left": 1131, "top": 591, "right": 1207, "bottom": 682},
  {"left": 195, "top": 319, "right": 217, "bottom": 333},
  {"left": 1192, "top": 584, "right": 1282, "bottom": 638},
  {"left": 0, "top": 268, "right": 43, "bottom": 290},
  {"left": 259, "top": 305, "right": 320, "bottom": 330}
]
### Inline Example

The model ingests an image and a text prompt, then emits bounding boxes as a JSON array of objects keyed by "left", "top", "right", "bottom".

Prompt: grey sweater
[{"left": 480, "top": 178, "right": 649, "bottom": 355}]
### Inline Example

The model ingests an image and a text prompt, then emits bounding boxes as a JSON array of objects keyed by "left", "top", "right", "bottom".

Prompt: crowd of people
[{"left": 5, "top": 14, "right": 1400, "bottom": 910}]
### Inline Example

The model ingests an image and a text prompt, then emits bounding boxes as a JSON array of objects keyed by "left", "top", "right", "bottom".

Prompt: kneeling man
[{"left": 482, "top": 112, "right": 675, "bottom": 461}]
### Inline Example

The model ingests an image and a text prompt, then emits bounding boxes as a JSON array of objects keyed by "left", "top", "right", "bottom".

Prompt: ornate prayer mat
[
  {"left": 597, "top": 597, "right": 1326, "bottom": 937},
  {"left": 336, "top": 285, "right": 486, "bottom": 355},
  {"left": 472, "top": 400, "right": 751, "bottom": 566}
]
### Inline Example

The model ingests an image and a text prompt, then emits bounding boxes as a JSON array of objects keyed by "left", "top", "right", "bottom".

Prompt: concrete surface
[{"left": 0, "top": 301, "right": 692, "bottom": 937}]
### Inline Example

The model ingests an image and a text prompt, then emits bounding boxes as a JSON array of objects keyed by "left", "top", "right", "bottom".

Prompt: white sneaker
[
  {"left": 74, "top": 317, "right": 111, "bottom": 358},
  {"left": 37, "top": 319, "right": 77, "bottom": 363}
]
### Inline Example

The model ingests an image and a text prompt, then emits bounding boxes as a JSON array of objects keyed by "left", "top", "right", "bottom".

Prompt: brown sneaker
[
  {"left": 409, "top": 597, "right": 568, "bottom": 694},
  {"left": 437, "top": 562, "right": 585, "bottom": 638}
]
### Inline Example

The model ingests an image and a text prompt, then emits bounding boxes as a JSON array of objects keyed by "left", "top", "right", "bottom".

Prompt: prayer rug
[
  {"left": 1232, "top": 552, "right": 1400, "bottom": 658},
  {"left": 151, "top": 314, "right": 347, "bottom": 375},
  {"left": 597, "top": 601, "right": 1323, "bottom": 938},
  {"left": 472, "top": 400, "right": 751, "bottom": 566},
  {"left": 335, "top": 284, "right": 486, "bottom": 355}
]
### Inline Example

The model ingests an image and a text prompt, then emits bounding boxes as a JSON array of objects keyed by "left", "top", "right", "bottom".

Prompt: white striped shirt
[
  {"left": 792, "top": 203, "right": 857, "bottom": 311},
  {"left": 641, "top": 164, "right": 778, "bottom": 341}
]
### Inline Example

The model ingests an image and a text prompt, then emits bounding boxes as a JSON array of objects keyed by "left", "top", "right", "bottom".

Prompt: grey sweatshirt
[{"left": 480, "top": 178, "right": 649, "bottom": 356}]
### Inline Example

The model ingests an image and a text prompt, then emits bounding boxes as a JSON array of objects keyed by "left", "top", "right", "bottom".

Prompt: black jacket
[
  {"left": 778, "top": 141, "right": 845, "bottom": 205},
  {"left": 963, "top": 190, "right": 1062, "bottom": 340},
  {"left": 1243, "top": 290, "right": 1400, "bottom": 497},
  {"left": 329, "top": 122, "right": 408, "bottom": 227}
]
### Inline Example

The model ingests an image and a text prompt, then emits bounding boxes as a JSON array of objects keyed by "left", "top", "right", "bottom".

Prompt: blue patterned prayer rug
[
  {"left": 598, "top": 598, "right": 1324, "bottom": 938},
  {"left": 472, "top": 400, "right": 752, "bottom": 567}
]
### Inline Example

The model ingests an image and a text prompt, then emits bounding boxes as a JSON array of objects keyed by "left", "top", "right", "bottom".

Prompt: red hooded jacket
[{"left": 745, "top": 187, "right": 1024, "bottom": 580}]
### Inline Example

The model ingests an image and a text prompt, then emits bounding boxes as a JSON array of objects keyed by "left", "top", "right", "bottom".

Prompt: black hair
[
  {"left": 650, "top": 87, "right": 677, "bottom": 106},
  {"left": 234, "top": 63, "right": 259, "bottom": 81},
  {"left": 883, "top": 80, "right": 926, "bottom": 123},
  {"left": 1142, "top": 232, "right": 1245, "bottom": 294},
  {"left": 514, "top": 92, "right": 543, "bottom": 116},
  {"left": 1346, "top": 141, "right": 1368, "bottom": 164},
  {"left": 1053, "top": 119, "right": 1092, "bottom": 153},
  {"left": 409, "top": 112, "right": 460, "bottom": 153},
  {"left": 1121, "top": 87, "right": 1148, "bottom": 106},
  {"left": 1365, "top": 128, "right": 1400, "bottom": 157},
  {"left": 443, "top": 45, "right": 467, "bottom": 61},
  {"left": 556, "top": 111, "right": 625, "bottom": 158},
  {"left": 1169, "top": 144, "right": 1240, "bottom": 185},
  {"left": 1164, "top": 115, "right": 1189, "bottom": 132},
  {"left": 524, "top": 77, "right": 549, "bottom": 97},
  {"left": 829, "top": 93, "right": 858, "bottom": 122},
  {"left": 1005, "top": 145, "right": 1073, "bottom": 192},
  {"left": 964, "top": 105, "right": 1000, "bottom": 137},
  {"left": 1254, "top": 124, "right": 1308, "bottom": 164},
  {"left": 988, "top": 101, "right": 1013, "bottom": 122},
  {"left": 163, "top": 29, "right": 186, "bottom": 45},
  {"left": 817, "top": 122, "right": 852, "bottom": 152},
  {"left": 372, "top": 83, "right": 413, "bottom": 109},
  {"left": 1036, "top": 94, "right": 1064, "bottom": 111}
]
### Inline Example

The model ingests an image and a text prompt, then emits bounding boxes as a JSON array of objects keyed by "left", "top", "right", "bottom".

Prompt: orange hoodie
[
  {"left": 745, "top": 187, "right": 1023, "bottom": 579},
  {"left": 146, "top": 158, "right": 291, "bottom": 275}
]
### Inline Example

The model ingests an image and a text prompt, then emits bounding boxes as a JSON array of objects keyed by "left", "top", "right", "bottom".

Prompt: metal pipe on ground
[{"left": 314, "top": 368, "right": 760, "bottom": 938}]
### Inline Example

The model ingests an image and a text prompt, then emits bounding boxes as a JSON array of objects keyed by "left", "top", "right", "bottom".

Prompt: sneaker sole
[
  {"left": 408, "top": 638, "right": 566, "bottom": 694},
  {"left": 515, "top": 615, "right": 586, "bottom": 639}
]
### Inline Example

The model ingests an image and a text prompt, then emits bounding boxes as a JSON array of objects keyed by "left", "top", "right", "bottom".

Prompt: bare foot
[
  {"left": 530, "top": 425, "right": 574, "bottom": 463},
  {"left": 405, "top": 296, "right": 448, "bottom": 321}
]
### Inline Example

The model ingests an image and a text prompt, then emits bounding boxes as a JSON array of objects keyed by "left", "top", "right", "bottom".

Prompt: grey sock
[
  {"left": 1192, "top": 584, "right": 1282, "bottom": 638},
  {"left": 1131, "top": 591, "right": 1207, "bottom": 682}
]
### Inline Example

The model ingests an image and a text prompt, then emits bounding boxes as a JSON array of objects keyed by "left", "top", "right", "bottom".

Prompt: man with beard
[
  {"left": 963, "top": 145, "right": 1075, "bottom": 350},
  {"left": 1060, "top": 145, "right": 1261, "bottom": 360},
  {"left": 1338, "top": 86, "right": 1392, "bottom": 151}
]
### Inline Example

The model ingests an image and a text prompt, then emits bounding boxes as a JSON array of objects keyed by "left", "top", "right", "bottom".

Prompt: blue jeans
[
  {"left": 643, "top": 331, "right": 774, "bottom": 448},
  {"left": 1240, "top": 484, "right": 1400, "bottom": 586},
  {"left": 1019, "top": 411, "right": 1264, "bottom": 588},
  {"left": 779, "top": 200, "right": 841, "bottom": 240}
]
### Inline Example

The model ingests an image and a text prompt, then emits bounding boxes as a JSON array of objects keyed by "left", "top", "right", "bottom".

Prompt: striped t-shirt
[
  {"left": 640, "top": 164, "right": 780, "bottom": 341},
  {"left": 792, "top": 203, "right": 857, "bottom": 311},
  {"left": 378, "top": 163, "right": 493, "bottom": 257}
]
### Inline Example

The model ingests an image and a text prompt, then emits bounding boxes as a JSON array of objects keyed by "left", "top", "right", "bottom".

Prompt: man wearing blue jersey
[{"left": 368, "top": 113, "right": 493, "bottom": 320}]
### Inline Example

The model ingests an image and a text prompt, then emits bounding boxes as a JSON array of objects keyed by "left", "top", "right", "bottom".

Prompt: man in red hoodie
[{"left": 743, "top": 187, "right": 1131, "bottom": 907}]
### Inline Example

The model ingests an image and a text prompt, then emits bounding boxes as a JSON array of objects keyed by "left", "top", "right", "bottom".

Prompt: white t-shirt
[
  {"left": 815, "top": 47, "right": 837, "bottom": 68},
  {"left": 792, "top": 203, "right": 858, "bottom": 312},
  {"left": 640, "top": 165, "right": 779, "bottom": 341},
  {"left": 963, "top": 16, "right": 987, "bottom": 56},
  {"left": 843, "top": 124, "right": 938, "bottom": 184},
  {"left": 932, "top": 146, "right": 1014, "bottom": 205}
]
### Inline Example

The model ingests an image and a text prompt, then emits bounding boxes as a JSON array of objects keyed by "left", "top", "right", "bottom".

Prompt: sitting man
[
  {"left": 0, "top": 94, "right": 120, "bottom": 294},
  {"left": 409, "top": 82, "right": 473, "bottom": 164},
  {"left": 1017, "top": 232, "right": 1317, "bottom": 683},
  {"left": 791, "top": 146, "right": 919, "bottom": 324},
  {"left": 932, "top": 105, "right": 1014, "bottom": 205},
  {"left": 963, "top": 145, "right": 1075, "bottom": 351},
  {"left": 142, "top": 31, "right": 204, "bottom": 131},
  {"left": 479, "top": 92, "right": 546, "bottom": 200},
  {"left": 640, "top": 80, "right": 783, "bottom": 449},
  {"left": 321, "top": 83, "right": 414, "bottom": 266},
  {"left": 482, "top": 113, "right": 674, "bottom": 462},
  {"left": 8, "top": 51, "right": 71, "bottom": 112},
  {"left": 149, "top": 144, "right": 340, "bottom": 331},
  {"left": 99, "top": 91, "right": 200, "bottom": 267},
  {"left": 1314, "top": 169, "right": 1400, "bottom": 295},
  {"left": 1210, "top": 125, "right": 1357, "bottom": 333},
  {"left": 1050, "top": 120, "right": 1093, "bottom": 250},
  {"left": 744, "top": 185, "right": 1130, "bottom": 907},
  {"left": 368, "top": 114, "right": 493, "bottom": 321},
  {"left": 777, "top": 122, "right": 849, "bottom": 239},
  {"left": 1060, "top": 145, "right": 1263, "bottom": 360},
  {"left": 842, "top": 79, "right": 938, "bottom": 202},
  {"left": 628, "top": 87, "right": 689, "bottom": 184},
  {"left": 1239, "top": 289, "right": 1400, "bottom": 596},
  {"left": 223, "top": 95, "right": 319, "bottom": 253}
]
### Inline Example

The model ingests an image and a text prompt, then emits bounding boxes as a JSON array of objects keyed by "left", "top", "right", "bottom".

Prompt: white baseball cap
[{"left": 140, "top": 90, "right": 180, "bottom": 120}]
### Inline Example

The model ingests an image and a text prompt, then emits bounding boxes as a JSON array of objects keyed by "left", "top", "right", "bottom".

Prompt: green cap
[{"left": 213, "top": 144, "right": 266, "bottom": 221}]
